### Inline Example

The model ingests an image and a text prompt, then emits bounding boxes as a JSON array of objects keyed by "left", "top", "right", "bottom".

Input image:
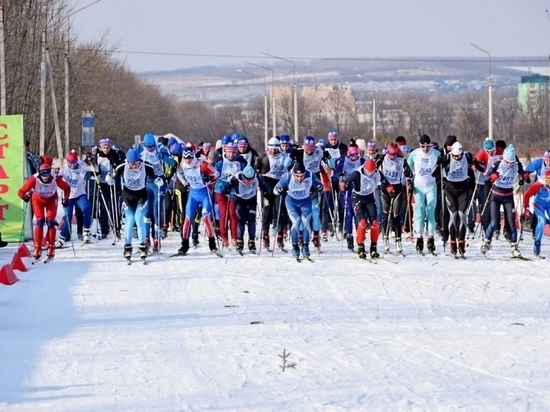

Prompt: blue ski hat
[
  {"left": 484, "top": 138, "right": 495, "bottom": 151},
  {"left": 126, "top": 148, "right": 140, "bottom": 163},
  {"left": 243, "top": 165, "right": 255, "bottom": 179},
  {"left": 503, "top": 144, "right": 516, "bottom": 162},
  {"left": 279, "top": 134, "right": 291, "bottom": 143},
  {"left": 143, "top": 133, "right": 156, "bottom": 148}
]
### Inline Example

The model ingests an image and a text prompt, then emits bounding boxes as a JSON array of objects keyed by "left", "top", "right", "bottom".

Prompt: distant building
[{"left": 518, "top": 73, "right": 549, "bottom": 112}]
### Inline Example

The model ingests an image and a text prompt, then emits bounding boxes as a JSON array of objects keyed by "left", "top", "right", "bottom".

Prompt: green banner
[{"left": 0, "top": 115, "right": 25, "bottom": 242}]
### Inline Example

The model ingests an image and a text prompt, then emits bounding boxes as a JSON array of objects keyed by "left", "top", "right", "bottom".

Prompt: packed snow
[{"left": 1, "top": 221, "right": 549, "bottom": 411}]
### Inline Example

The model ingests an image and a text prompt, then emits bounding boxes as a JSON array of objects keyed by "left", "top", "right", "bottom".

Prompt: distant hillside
[{"left": 142, "top": 56, "right": 549, "bottom": 103}]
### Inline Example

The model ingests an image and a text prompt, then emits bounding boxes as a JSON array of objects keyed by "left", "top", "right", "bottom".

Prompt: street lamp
[
  {"left": 237, "top": 68, "right": 268, "bottom": 149},
  {"left": 260, "top": 52, "right": 298, "bottom": 140},
  {"left": 245, "top": 61, "right": 275, "bottom": 150},
  {"left": 65, "top": 0, "right": 103, "bottom": 156},
  {"left": 470, "top": 42, "right": 493, "bottom": 140},
  {"left": 357, "top": 74, "right": 376, "bottom": 140}
]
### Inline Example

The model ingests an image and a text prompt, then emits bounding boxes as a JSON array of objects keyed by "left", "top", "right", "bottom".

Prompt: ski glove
[
  {"left": 154, "top": 177, "right": 164, "bottom": 187},
  {"left": 339, "top": 182, "right": 347, "bottom": 192},
  {"left": 22, "top": 194, "right": 31, "bottom": 203},
  {"left": 105, "top": 174, "right": 115, "bottom": 185},
  {"left": 523, "top": 208, "right": 531, "bottom": 217},
  {"left": 386, "top": 184, "right": 395, "bottom": 197},
  {"left": 62, "top": 198, "right": 69, "bottom": 207},
  {"left": 489, "top": 173, "right": 499, "bottom": 183}
]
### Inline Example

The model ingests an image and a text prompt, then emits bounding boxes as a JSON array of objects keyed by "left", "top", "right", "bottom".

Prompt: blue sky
[{"left": 72, "top": 0, "right": 550, "bottom": 73}]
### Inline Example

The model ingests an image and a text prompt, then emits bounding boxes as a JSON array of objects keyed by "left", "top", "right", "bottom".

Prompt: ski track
[{"left": 1, "top": 221, "right": 550, "bottom": 410}]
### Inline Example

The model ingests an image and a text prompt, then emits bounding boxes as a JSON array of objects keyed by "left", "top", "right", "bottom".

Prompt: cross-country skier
[
  {"left": 108, "top": 148, "right": 157, "bottom": 262},
  {"left": 18, "top": 162, "right": 70, "bottom": 260},
  {"left": 273, "top": 162, "right": 322, "bottom": 260},
  {"left": 522, "top": 169, "right": 550, "bottom": 257}
]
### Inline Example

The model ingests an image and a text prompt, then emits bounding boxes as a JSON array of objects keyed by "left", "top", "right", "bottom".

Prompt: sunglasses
[{"left": 421, "top": 144, "right": 431, "bottom": 149}]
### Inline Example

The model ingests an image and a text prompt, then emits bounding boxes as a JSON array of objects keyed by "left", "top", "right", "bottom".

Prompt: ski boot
[
  {"left": 322, "top": 230, "right": 328, "bottom": 242},
  {"left": 178, "top": 239, "right": 189, "bottom": 255},
  {"left": 346, "top": 234, "right": 354, "bottom": 251},
  {"left": 262, "top": 234, "right": 270, "bottom": 249},
  {"left": 370, "top": 242, "right": 380, "bottom": 259},
  {"left": 46, "top": 245, "right": 55, "bottom": 260},
  {"left": 124, "top": 244, "right": 132, "bottom": 259},
  {"left": 357, "top": 243, "right": 367, "bottom": 260},
  {"left": 312, "top": 231, "right": 320, "bottom": 248},
  {"left": 534, "top": 241, "right": 541, "bottom": 257},
  {"left": 208, "top": 236, "right": 218, "bottom": 253},
  {"left": 192, "top": 232, "right": 199, "bottom": 247},
  {"left": 145, "top": 236, "right": 151, "bottom": 252},
  {"left": 54, "top": 236, "right": 66, "bottom": 249},
  {"left": 383, "top": 236, "right": 390, "bottom": 252},
  {"left": 83, "top": 229, "right": 91, "bottom": 243},
  {"left": 291, "top": 243, "right": 300, "bottom": 258},
  {"left": 416, "top": 237, "right": 424, "bottom": 254},
  {"left": 510, "top": 242, "right": 521, "bottom": 258},
  {"left": 33, "top": 242, "right": 42, "bottom": 261},
  {"left": 301, "top": 243, "right": 311, "bottom": 258},
  {"left": 480, "top": 238, "right": 491, "bottom": 253},
  {"left": 494, "top": 229, "right": 500, "bottom": 240},
  {"left": 277, "top": 233, "right": 285, "bottom": 250},
  {"left": 161, "top": 226, "right": 168, "bottom": 239},
  {"left": 395, "top": 238, "right": 403, "bottom": 254},
  {"left": 77, "top": 233, "right": 84, "bottom": 241},
  {"left": 138, "top": 243, "right": 148, "bottom": 259},
  {"left": 248, "top": 239, "right": 256, "bottom": 253},
  {"left": 236, "top": 239, "right": 244, "bottom": 253},
  {"left": 450, "top": 240, "right": 457, "bottom": 256},
  {"left": 427, "top": 236, "right": 435, "bottom": 254},
  {"left": 458, "top": 240, "right": 466, "bottom": 257},
  {"left": 152, "top": 238, "right": 159, "bottom": 253}
]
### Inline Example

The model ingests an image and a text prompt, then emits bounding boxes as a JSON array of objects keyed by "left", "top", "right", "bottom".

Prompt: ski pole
[
  {"left": 63, "top": 206, "right": 76, "bottom": 257},
  {"left": 271, "top": 194, "right": 283, "bottom": 257}
]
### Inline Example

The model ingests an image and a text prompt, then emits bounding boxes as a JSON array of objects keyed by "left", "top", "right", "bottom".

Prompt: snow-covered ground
[{"left": 1, "top": 223, "right": 549, "bottom": 411}]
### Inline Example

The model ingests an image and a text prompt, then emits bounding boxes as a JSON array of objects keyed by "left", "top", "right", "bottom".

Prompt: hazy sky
[{"left": 72, "top": 0, "right": 550, "bottom": 73}]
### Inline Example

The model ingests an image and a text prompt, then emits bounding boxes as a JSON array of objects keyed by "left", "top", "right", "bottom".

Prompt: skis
[
  {"left": 294, "top": 256, "right": 314, "bottom": 263},
  {"left": 43, "top": 256, "right": 54, "bottom": 264}
]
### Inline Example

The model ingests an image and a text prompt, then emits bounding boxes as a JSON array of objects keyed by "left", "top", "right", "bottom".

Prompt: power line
[{"left": 67, "top": 47, "right": 550, "bottom": 64}]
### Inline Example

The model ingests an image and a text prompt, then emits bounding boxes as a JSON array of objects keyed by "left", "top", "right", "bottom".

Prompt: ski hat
[
  {"left": 182, "top": 145, "right": 195, "bottom": 159},
  {"left": 303, "top": 136, "right": 316, "bottom": 150},
  {"left": 364, "top": 159, "right": 377, "bottom": 173},
  {"left": 544, "top": 150, "right": 550, "bottom": 160},
  {"left": 237, "top": 137, "right": 249, "bottom": 149},
  {"left": 484, "top": 138, "right": 495, "bottom": 151},
  {"left": 143, "top": 133, "right": 156, "bottom": 148},
  {"left": 99, "top": 137, "right": 112, "bottom": 148},
  {"left": 544, "top": 169, "right": 550, "bottom": 183},
  {"left": 356, "top": 139, "right": 367, "bottom": 152},
  {"left": 66, "top": 150, "right": 78, "bottom": 164},
  {"left": 367, "top": 140, "right": 377, "bottom": 151},
  {"left": 386, "top": 143, "right": 399, "bottom": 157},
  {"left": 167, "top": 137, "right": 178, "bottom": 148},
  {"left": 279, "top": 134, "right": 291, "bottom": 143},
  {"left": 348, "top": 145, "right": 359, "bottom": 156},
  {"left": 400, "top": 145, "right": 412, "bottom": 154},
  {"left": 292, "top": 162, "right": 306, "bottom": 174},
  {"left": 38, "top": 163, "right": 51, "bottom": 177},
  {"left": 221, "top": 135, "right": 232, "bottom": 146},
  {"left": 419, "top": 134, "right": 431, "bottom": 146},
  {"left": 126, "top": 148, "right": 140, "bottom": 163},
  {"left": 243, "top": 165, "right": 255, "bottom": 179},
  {"left": 268, "top": 137, "right": 280, "bottom": 148},
  {"left": 170, "top": 142, "right": 183, "bottom": 156},
  {"left": 431, "top": 141, "right": 440, "bottom": 151},
  {"left": 224, "top": 142, "right": 238, "bottom": 153},
  {"left": 328, "top": 130, "right": 339, "bottom": 139},
  {"left": 451, "top": 142, "right": 463, "bottom": 156},
  {"left": 503, "top": 144, "right": 516, "bottom": 162},
  {"left": 395, "top": 136, "right": 407, "bottom": 146}
]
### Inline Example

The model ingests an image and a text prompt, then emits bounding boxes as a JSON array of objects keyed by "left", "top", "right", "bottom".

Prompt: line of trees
[{"left": 4, "top": 1, "right": 549, "bottom": 159}]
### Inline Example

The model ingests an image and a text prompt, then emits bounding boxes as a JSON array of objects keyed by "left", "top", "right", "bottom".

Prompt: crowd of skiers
[{"left": 17, "top": 130, "right": 550, "bottom": 262}]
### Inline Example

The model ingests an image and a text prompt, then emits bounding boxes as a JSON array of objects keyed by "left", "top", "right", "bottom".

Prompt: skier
[
  {"left": 407, "top": 134, "right": 441, "bottom": 255},
  {"left": 18, "top": 162, "right": 70, "bottom": 261},
  {"left": 56, "top": 150, "right": 97, "bottom": 247},
  {"left": 274, "top": 162, "right": 322, "bottom": 260},
  {"left": 439, "top": 141, "right": 485, "bottom": 257},
  {"left": 214, "top": 141, "right": 247, "bottom": 248},
  {"left": 226, "top": 165, "right": 271, "bottom": 254},
  {"left": 175, "top": 145, "right": 220, "bottom": 255},
  {"left": 481, "top": 144, "right": 524, "bottom": 257},
  {"left": 108, "top": 148, "right": 158, "bottom": 262},
  {"left": 522, "top": 169, "right": 550, "bottom": 257},
  {"left": 255, "top": 137, "right": 289, "bottom": 250},
  {"left": 379, "top": 141, "right": 413, "bottom": 253},
  {"left": 340, "top": 159, "right": 383, "bottom": 259},
  {"left": 334, "top": 142, "right": 365, "bottom": 251}
]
